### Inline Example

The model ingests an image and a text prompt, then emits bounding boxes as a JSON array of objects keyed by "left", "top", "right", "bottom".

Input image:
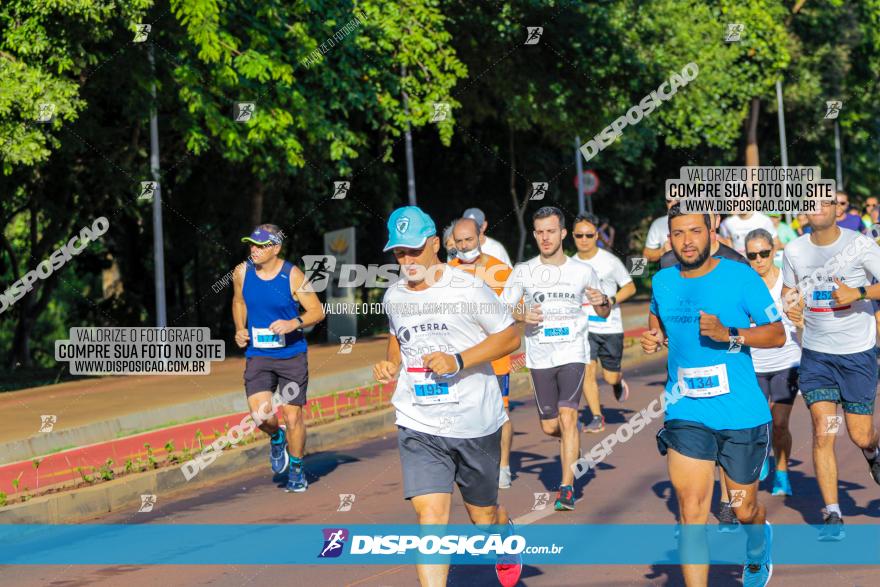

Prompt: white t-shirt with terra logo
[
  {"left": 570, "top": 249, "right": 633, "bottom": 334},
  {"left": 384, "top": 266, "right": 513, "bottom": 439},
  {"left": 501, "top": 256, "right": 599, "bottom": 369},
  {"left": 782, "top": 229, "right": 880, "bottom": 354}
]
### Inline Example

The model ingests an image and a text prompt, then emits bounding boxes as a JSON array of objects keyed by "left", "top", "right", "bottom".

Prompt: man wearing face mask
[{"left": 449, "top": 217, "right": 516, "bottom": 489}]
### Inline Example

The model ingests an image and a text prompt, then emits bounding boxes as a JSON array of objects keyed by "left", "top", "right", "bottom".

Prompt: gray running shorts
[
  {"left": 529, "top": 362, "right": 585, "bottom": 420},
  {"left": 398, "top": 425, "right": 502, "bottom": 507}
]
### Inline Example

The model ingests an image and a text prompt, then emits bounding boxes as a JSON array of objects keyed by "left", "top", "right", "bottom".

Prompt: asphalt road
[{"left": 4, "top": 357, "right": 879, "bottom": 586}]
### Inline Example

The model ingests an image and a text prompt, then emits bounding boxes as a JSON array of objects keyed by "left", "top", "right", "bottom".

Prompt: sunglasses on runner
[
  {"left": 746, "top": 250, "right": 773, "bottom": 260},
  {"left": 573, "top": 233, "right": 596, "bottom": 239}
]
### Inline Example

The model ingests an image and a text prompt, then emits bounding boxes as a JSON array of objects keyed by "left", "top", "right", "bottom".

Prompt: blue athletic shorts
[
  {"left": 656, "top": 419, "right": 770, "bottom": 485},
  {"left": 799, "top": 347, "right": 877, "bottom": 415}
]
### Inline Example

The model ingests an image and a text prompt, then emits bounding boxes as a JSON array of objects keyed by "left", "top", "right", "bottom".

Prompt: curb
[{"left": 0, "top": 341, "right": 662, "bottom": 523}]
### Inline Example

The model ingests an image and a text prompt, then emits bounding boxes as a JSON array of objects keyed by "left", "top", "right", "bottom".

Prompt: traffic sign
[{"left": 574, "top": 170, "right": 600, "bottom": 194}]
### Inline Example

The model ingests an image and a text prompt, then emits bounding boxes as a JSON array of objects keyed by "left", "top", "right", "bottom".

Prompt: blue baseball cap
[
  {"left": 383, "top": 206, "right": 437, "bottom": 252},
  {"left": 242, "top": 227, "right": 283, "bottom": 246}
]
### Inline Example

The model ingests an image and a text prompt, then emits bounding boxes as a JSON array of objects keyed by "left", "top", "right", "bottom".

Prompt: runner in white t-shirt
[
  {"left": 501, "top": 206, "right": 608, "bottom": 511},
  {"left": 372, "top": 206, "right": 522, "bottom": 587},
  {"left": 745, "top": 228, "right": 802, "bottom": 498},
  {"left": 782, "top": 201, "right": 880, "bottom": 541},
  {"left": 643, "top": 194, "right": 677, "bottom": 263},
  {"left": 463, "top": 207, "right": 513, "bottom": 266},
  {"left": 569, "top": 213, "right": 637, "bottom": 433},
  {"left": 719, "top": 212, "right": 779, "bottom": 255}
]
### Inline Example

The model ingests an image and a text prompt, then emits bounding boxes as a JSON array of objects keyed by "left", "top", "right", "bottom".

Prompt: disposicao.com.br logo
[{"left": 316, "top": 527, "right": 559, "bottom": 558}]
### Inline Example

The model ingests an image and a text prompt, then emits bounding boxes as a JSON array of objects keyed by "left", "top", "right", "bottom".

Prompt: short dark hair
[
  {"left": 667, "top": 203, "right": 710, "bottom": 231},
  {"left": 573, "top": 213, "right": 600, "bottom": 229},
  {"left": 533, "top": 206, "right": 566, "bottom": 230}
]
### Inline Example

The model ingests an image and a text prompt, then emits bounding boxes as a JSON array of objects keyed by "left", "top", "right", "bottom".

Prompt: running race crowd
[{"left": 228, "top": 190, "right": 880, "bottom": 587}]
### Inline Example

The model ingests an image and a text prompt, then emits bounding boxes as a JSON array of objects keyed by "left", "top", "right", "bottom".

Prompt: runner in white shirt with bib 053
[
  {"left": 781, "top": 202, "right": 880, "bottom": 541},
  {"left": 373, "top": 206, "right": 522, "bottom": 587},
  {"left": 502, "top": 206, "right": 609, "bottom": 512},
  {"left": 570, "top": 213, "right": 637, "bottom": 434}
]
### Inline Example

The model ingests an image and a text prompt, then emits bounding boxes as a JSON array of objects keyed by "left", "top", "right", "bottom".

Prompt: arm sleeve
[
  {"left": 611, "top": 256, "right": 634, "bottom": 287},
  {"left": 500, "top": 264, "right": 525, "bottom": 309},
  {"left": 781, "top": 249, "right": 797, "bottom": 288},
  {"left": 473, "top": 281, "right": 515, "bottom": 334},
  {"left": 645, "top": 218, "right": 664, "bottom": 249},
  {"left": 858, "top": 236, "right": 880, "bottom": 283}
]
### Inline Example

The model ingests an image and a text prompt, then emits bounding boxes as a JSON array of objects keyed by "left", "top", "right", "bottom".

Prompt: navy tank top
[{"left": 242, "top": 260, "right": 307, "bottom": 358}]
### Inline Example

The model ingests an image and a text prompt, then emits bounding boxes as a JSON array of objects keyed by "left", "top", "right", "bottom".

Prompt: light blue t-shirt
[{"left": 650, "top": 258, "right": 776, "bottom": 430}]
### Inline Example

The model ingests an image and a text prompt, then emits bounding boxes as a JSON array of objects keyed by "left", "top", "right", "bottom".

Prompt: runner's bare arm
[
  {"left": 642, "top": 246, "right": 663, "bottom": 263},
  {"left": 373, "top": 335, "right": 401, "bottom": 383},
  {"left": 586, "top": 287, "right": 611, "bottom": 318},
  {"left": 422, "top": 324, "right": 519, "bottom": 375},
  {"left": 232, "top": 264, "right": 249, "bottom": 348},
  {"left": 698, "top": 310, "right": 785, "bottom": 348},
  {"left": 613, "top": 281, "right": 637, "bottom": 305},
  {"left": 288, "top": 266, "right": 325, "bottom": 329}
]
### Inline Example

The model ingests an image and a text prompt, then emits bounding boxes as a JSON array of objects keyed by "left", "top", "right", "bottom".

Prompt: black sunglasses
[
  {"left": 746, "top": 250, "right": 773, "bottom": 260},
  {"left": 573, "top": 233, "right": 596, "bottom": 239}
]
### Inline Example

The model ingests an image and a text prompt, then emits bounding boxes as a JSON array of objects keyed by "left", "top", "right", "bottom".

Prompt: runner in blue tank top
[
  {"left": 641, "top": 205, "right": 785, "bottom": 587},
  {"left": 232, "top": 224, "right": 324, "bottom": 492}
]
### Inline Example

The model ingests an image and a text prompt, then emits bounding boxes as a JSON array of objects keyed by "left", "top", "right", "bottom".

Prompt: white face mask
[{"left": 456, "top": 247, "right": 481, "bottom": 263}]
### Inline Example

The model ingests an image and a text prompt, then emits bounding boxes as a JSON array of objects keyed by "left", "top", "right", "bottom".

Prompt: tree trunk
[
  {"left": 745, "top": 98, "right": 760, "bottom": 166},
  {"left": 509, "top": 124, "right": 528, "bottom": 264},
  {"left": 250, "top": 179, "right": 264, "bottom": 228}
]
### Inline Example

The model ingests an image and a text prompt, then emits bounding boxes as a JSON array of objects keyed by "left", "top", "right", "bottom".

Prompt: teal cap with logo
[{"left": 383, "top": 206, "right": 437, "bottom": 252}]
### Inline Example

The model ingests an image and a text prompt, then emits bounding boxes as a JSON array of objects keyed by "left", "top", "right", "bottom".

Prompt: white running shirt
[
  {"left": 719, "top": 213, "right": 777, "bottom": 254},
  {"left": 782, "top": 229, "right": 880, "bottom": 354},
  {"left": 645, "top": 215, "right": 669, "bottom": 250},
  {"left": 384, "top": 266, "right": 512, "bottom": 438},
  {"left": 501, "top": 256, "right": 599, "bottom": 369},
  {"left": 751, "top": 272, "right": 802, "bottom": 373},
  {"left": 482, "top": 236, "right": 512, "bottom": 267},
  {"left": 570, "top": 249, "right": 632, "bottom": 334}
]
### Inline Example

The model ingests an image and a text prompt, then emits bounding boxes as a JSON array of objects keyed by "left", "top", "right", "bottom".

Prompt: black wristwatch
[
  {"left": 728, "top": 327, "right": 739, "bottom": 337},
  {"left": 293, "top": 316, "right": 304, "bottom": 330},
  {"left": 609, "top": 295, "right": 617, "bottom": 306},
  {"left": 454, "top": 353, "right": 464, "bottom": 371}
]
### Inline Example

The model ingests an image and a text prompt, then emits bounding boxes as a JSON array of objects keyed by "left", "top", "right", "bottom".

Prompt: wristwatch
[
  {"left": 609, "top": 295, "right": 617, "bottom": 306},
  {"left": 728, "top": 326, "right": 745, "bottom": 346},
  {"left": 293, "top": 316, "right": 304, "bottom": 330},
  {"left": 859, "top": 286, "right": 868, "bottom": 300}
]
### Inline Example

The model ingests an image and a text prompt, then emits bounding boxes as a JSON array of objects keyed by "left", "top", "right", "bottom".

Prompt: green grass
[{"left": 115, "top": 414, "right": 209, "bottom": 438}]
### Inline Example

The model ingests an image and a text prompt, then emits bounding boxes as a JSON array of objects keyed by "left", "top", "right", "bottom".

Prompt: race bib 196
[
  {"left": 252, "top": 327, "right": 285, "bottom": 348},
  {"left": 677, "top": 364, "right": 731, "bottom": 398}
]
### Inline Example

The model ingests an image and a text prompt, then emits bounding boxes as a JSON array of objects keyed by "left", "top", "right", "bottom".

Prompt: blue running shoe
[
  {"left": 771, "top": 470, "right": 792, "bottom": 496},
  {"left": 269, "top": 428, "right": 289, "bottom": 475},
  {"left": 743, "top": 521, "right": 773, "bottom": 587},
  {"left": 286, "top": 463, "right": 308, "bottom": 493},
  {"left": 759, "top": 456, "right": 771, "bottom": 482}
]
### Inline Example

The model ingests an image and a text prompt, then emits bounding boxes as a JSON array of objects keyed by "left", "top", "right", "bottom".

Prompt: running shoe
[
  {"left": 742, "top": 521, "right": 773, "bottom": 587},
  {"left": 818, "top": 510, "right": 845, "bottom": 541},
  {"left": 717, "top": 502, "right": 741, "bottom": 532},
  {"left": 269, "top": 428, "right": 289, "bottom": 475},
  {"left": 495, "top": 520, "right": 523, "bottom": 587},
  {"left": 584, "top": 415, "right": 605, "bottom": 434},
  {"left": 864, "top": 449, "right": 880, "bottom": 485},
  {"left": 759, "top": 456, "right": 770, "bottom": 482},
  {"left": 285, "top": 463, "right": 308, "bottom": 493},
  {"left": 613, "top": 379, "right": 629, "bottom": 403},
  {"left": 771, "top": 470, "right": 792, "bottom": 496},
  {"left": 554, "top": 485, "right": 575, "bottom": 511},
  {"left": 499, "top": 466, "right": 512, "bottom": 489}
]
